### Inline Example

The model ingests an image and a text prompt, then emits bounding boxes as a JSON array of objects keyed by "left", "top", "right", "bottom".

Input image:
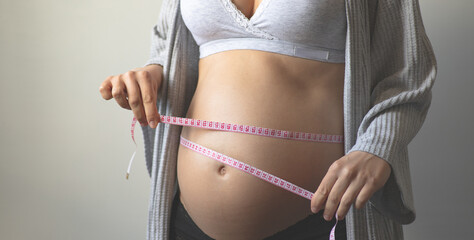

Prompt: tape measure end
[{"left": 126, "top": 173, "right": 129, "bottom": 180}]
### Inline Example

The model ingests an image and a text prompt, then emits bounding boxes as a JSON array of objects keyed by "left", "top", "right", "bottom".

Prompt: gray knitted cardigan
[{"left": 140, "top": 0, "right": 437, "bottom": 239}]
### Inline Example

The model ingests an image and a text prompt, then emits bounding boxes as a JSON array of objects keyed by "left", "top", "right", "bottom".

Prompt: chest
[
  {"left": 180, "top": 0, "right": 347, "bottom": 50},
  {"left": 230, "top": 0, "right": 263, "bottom": 20}
]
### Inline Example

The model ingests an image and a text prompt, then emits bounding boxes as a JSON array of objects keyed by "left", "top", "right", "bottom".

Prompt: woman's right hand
[{"left": 99, "top": 64, "right": 164, "bottom": 128}]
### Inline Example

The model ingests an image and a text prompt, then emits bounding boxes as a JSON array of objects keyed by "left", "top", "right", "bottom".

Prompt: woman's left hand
[{"left": 310, "top": 150, "right": 392, "bottom": 221}]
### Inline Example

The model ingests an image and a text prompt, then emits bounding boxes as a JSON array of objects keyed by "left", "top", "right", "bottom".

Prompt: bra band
[{"left": 200, "top": 38, "right": 346, "bottom": 63}]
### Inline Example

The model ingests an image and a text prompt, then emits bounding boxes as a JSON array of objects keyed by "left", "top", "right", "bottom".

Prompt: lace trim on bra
[{"left": 220, "top": 0, "right": 279, "bottom": 40}]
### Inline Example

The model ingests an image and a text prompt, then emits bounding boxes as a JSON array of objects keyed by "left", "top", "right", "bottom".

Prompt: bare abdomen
[{"left": 176, "top": 50, "right": 345, "bottom": 240}]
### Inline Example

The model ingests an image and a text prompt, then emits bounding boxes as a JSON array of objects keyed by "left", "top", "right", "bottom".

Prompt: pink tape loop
[{"left": 127, "top": 115, "right": 342, "bottom": 239}]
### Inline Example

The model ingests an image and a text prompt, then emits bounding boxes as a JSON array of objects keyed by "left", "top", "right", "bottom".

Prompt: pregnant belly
[{"left": 176, "top": 51, "right": 345, "bottom": 240}]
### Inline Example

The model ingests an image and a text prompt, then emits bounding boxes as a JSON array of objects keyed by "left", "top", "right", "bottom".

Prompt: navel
[{"left": 218, "top": 165, "right": 227, "bottom": 176}]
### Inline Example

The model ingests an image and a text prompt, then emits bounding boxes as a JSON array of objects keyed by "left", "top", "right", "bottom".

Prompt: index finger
[
  {"left": 311, "top": 167, "right": 338, "bottom": 214},
  {"left": 136, "top": 71, "right": 160, "bottom": 128},
  {"left": 99, "top": 76, "right": 113, "bottom": 100}
]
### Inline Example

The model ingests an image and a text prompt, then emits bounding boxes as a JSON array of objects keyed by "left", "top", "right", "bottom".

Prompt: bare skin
[
  {"left": 99, "top": 0, "right": 391, "bottom": 239},
  {"left": 177, "top": 49, "right": 346, "bottom": 240}
]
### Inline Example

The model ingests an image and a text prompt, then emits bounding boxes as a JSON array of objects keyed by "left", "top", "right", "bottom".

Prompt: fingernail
[
  {"left": 314, "top": 206, "right": 320, "bottom": 213},
  {"left": 324, "top": 214, "right": 331, "bottom": 221},
  {"left": 149, "top": 121, "right": 156, "bottom": 128},
  {"left": 311, "top": 207, "right": 317, "bottom": 213},
  {"left": 140, "top": 122, "right": 147, "bottom": 127}
]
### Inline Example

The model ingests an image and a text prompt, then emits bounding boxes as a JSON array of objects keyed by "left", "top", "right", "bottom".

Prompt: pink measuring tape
[{"left": 127, "top": 115, "right": 343, "bottom": 239}]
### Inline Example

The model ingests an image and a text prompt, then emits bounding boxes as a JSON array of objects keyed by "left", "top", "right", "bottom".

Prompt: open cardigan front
[{"left": 139, "top": 0, "right": 437, "bottom": 239}]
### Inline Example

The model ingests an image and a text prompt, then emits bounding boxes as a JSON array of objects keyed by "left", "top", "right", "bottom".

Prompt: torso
[{"left": 177, "top": 1, "right": 346, "bottom": 240}]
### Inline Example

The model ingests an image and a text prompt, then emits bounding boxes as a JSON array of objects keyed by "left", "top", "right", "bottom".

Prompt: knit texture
[{"left": 141, "top": 0, "right": 437, "bottom": 239}]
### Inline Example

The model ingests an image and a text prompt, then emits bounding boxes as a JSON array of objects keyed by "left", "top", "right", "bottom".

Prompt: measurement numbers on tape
[{"left": 126, "top": 115, "right": 342, "bottom": 240}]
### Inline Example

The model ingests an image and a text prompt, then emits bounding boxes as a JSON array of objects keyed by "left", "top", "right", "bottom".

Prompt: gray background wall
[{"left": 0, "top": 0, "right": 472, "bottom": 239}]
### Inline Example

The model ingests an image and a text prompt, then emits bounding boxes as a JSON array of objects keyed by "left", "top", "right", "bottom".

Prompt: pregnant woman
[
  {"left": 99, "top": 0, "right": 437, "bottom": 239},
  {"left": 174, "top": 0, "right": 350, "bottom": 239}
]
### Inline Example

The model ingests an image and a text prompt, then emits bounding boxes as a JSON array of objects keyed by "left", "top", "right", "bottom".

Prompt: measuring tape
[{"left": 127, "top": 115, "right": 342, "bottom": 239}]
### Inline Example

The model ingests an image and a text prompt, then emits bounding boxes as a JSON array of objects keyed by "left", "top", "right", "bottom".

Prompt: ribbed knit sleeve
[
  {"left": 346, "top": 0, "right": 437, "bottom": 224},
  {"left": 141, "top": 0, "right": 179, "bottom": 178},
  {"left": 144, "top": 0, "right": 176, "bottom": 67}
]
